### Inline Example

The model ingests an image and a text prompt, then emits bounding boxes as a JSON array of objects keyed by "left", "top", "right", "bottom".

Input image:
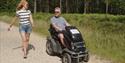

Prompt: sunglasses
[{"left": 55, "top": 11, "right": 60, "bottom": 13}]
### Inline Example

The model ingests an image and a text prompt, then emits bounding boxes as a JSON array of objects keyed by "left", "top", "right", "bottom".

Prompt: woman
[{"left": 8, "top": 0, "right": 34, "bottom": 59}]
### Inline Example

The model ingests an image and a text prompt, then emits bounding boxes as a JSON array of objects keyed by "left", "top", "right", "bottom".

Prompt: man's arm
[
  {"left": 51, "top": 23, "right": 62, "bottom": 31},
  {"left": 65, "top": 21, "right": 70, "bottom": 26},
  {"left": 51, "top": 18, "right": 62, "bottom": 31},
  {"left": 63, "top": 18, "right": 70, "bottom": 26}
]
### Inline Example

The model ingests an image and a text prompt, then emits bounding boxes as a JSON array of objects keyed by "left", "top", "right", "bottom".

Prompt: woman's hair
[{"left": 16, "top": 0, "right": 28, "bottom": 10}]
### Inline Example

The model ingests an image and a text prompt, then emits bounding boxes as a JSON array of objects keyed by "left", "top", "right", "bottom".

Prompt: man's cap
[{"left": 55, "top": 7, "right": 61, "bottom": 12}]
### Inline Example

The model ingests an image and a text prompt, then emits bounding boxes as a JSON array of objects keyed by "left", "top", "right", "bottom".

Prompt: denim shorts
[{"left": 19, "top": 24, "right": 32, "bottom": 33}]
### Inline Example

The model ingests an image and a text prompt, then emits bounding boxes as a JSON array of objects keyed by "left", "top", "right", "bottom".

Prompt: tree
[
  {"left": 46, "top": 0, "right": 50, "bottom": 12},
  {"left": 105, "top": 0, "right": 110, "bottom": 14},
  {"left": 60, "top": 0, "right": 62, "bottom": 11},
  {"left": 84, "top": 0, "right": 87, "bottom": 14},
  {"left": 84, "top": 0, "right": 91, "bottom": 14},
  {"left": 0, "top": 0, "right": 125, "bottom": 15},
  {"left": 65, "top": 0, "right": 68, "bottom": 13},
  {"left": 34, "top": 0, "right": 37, "bottom": 13},
  {"left": 106, "top": 0, "right": 108, "bottom": 14}
]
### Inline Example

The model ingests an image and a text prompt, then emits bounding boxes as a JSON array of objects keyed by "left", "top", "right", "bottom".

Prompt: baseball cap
[{"left": 55, "top": 7, "right": 61, "bottom": 12}]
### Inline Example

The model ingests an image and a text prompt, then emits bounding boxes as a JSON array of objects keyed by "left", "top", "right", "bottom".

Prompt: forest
[{"left": 0, "top": 0, "right": 125, "bottom": 15}]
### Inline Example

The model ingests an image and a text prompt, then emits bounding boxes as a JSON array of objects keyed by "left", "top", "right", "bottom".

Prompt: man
[{"left": 50, "top": 7, "right": 70, "bottom": 48}]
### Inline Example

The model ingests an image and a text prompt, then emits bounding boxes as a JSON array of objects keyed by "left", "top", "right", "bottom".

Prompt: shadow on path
[{"left": 13, "top": 44, "right": 35, "bottom": 54}]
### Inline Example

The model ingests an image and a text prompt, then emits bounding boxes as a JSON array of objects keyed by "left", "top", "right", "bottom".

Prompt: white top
[{"left": 16, "top": 10, "right": 31, "bottom": 25}]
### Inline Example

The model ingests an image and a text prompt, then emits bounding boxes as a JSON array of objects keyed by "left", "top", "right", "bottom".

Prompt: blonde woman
[{"left": 8, "top": 0, "right": 34, "bottom": 59}]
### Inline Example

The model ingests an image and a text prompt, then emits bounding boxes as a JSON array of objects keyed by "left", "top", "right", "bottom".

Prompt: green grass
[{"left": 0, "top": 12, "right": 125, "bottom": 63}]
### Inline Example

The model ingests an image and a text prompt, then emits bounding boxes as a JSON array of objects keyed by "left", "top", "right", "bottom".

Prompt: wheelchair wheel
[
  {"left": 83, "top": 53, "right": 89, "bottom": 62},
  {"left": 62, "top": 53, "right": 71, "bottom": 63},
  {"left": 46, "top": 40, "right": 54, "bottom": 55}
]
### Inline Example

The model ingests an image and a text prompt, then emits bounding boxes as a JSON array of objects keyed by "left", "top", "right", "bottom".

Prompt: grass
[{"left": 0, "top": 12, "right": 125, "bottom": 63}]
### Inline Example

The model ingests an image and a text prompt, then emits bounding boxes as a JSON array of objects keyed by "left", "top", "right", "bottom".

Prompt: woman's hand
[
  {"left": 31, "top": 23, "right": 35, "bottom": 28},
  {"left": 8, "top": 25, "right": 12, "bottom": 31},
  {"left": 8, "top": 26, "right": 11, "bottom": 31},
  {"left": 8, "top": 16, "right": 17, "bottom": 31}
]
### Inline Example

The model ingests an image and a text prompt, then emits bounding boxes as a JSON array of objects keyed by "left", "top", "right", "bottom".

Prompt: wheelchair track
[{"left": 0, "top": 21, "right": 112, "bottom": 63}]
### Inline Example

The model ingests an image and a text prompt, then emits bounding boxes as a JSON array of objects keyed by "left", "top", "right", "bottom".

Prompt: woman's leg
[
  {"left": 25, "top": 25, "right": 32, "bottom": 51},
  {"left": 20, "top": 32, "right": 28, "bottom": 58},
  {"left": 25, "top": 33, "right": 30, "bottom": 50}
]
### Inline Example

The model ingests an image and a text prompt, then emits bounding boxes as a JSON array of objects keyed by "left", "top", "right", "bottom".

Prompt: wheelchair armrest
[{"left": 65, "top": 26, "right": 77, "bottom": 30}]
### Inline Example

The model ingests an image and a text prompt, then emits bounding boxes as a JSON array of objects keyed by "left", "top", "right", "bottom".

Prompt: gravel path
[{"left": 0, "top": 21, "right": 112, "bottom": 63}]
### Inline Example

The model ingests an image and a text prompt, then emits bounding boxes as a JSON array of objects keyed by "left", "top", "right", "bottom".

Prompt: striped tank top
[{"left": 16, "top": 10, "right": 31, "bottom": 25}]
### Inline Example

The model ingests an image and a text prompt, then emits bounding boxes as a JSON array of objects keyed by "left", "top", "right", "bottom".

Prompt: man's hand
[{"left": 58, "top": 28, "right": 62, "bottom": 31}]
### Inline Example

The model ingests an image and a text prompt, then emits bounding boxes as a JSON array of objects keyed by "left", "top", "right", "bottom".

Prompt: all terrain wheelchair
[{"left": 46, "top": 25, "right": 89, "bottom": 63}]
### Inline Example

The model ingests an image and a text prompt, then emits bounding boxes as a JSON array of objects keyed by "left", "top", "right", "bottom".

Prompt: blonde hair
[{"left": 16, "top": 0, "right": 28, "bottom": 10}]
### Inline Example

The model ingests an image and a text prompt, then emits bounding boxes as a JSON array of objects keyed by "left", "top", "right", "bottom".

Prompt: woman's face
[{"left": 24, "top": 3, "right": 28, "bottom": 9}]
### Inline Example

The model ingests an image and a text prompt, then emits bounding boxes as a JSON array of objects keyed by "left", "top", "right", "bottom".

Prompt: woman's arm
[
  {"left": 8, "top": 16, "right": 18, "bottom": 31},
  {"left": 29, "top": 14, "right": 34, "bottom": 27}
]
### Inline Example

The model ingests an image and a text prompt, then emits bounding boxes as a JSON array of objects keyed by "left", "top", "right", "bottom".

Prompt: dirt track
[{"left": 0, "top": 21, "right": 112, "bottom": 63}]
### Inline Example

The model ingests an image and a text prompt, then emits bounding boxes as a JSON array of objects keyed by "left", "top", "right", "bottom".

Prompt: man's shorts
[{"left": 19, "top": 24, "right": 32, "bottom": 33}]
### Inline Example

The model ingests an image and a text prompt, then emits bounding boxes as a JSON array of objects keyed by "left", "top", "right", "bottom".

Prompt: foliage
[{"left": 0, "top": 0, "right": 125, "bottom": 14}]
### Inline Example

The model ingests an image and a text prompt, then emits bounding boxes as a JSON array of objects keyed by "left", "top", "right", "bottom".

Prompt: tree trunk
[
  {"left": 60, "top": 0, "right": 62, "bottom": 11},
  {"left": 46, "top": 0, "right": 49, "bottom": 12},
  {"left": 34, "top": 0, "right": 37, "bottom": 13},
  {"left": 76, "top": 0, "right": 79, "bottom": 13},
  {"left": 84, "top": 0, "right": 87, "bottom": 14},
  {"left": 84, "top": 0, "right": 90, "bottom": 14},
  {"left": 66, "top": 0, "right": 68, "bottom": 13},
  {"left": 106, "top": 0, "right": 108, "bottom": 14},
  {"left": 39, "top": 0, "right": 42, "bottom": 12}
]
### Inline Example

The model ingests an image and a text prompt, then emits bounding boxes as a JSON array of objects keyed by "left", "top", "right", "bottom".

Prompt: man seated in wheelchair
[
  {"left": 49, "top": 7, "right": 89, "bottom": 63},
  {"left": 50, "top": 7, "right": 70, "bottom": 48}
]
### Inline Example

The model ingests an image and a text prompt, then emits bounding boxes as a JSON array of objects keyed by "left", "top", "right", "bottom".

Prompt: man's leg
[{"left": 58, "top": 33, "right": 66, "bottom": 48}]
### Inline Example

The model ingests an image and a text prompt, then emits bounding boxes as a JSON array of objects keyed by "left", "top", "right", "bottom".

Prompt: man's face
[
  {"left": 54, "top": 7, "right": 61, "bottom": 17},
  {"left": 55, "top": 11, "right": 61, "bottom": 17}
]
